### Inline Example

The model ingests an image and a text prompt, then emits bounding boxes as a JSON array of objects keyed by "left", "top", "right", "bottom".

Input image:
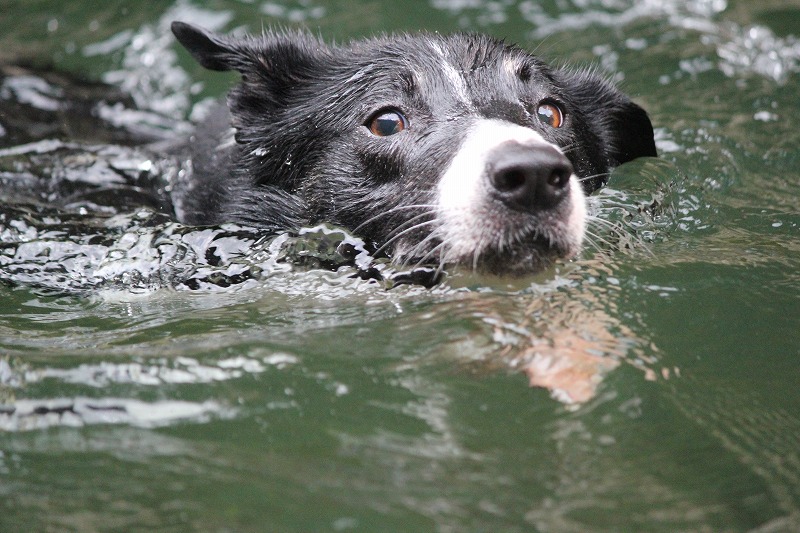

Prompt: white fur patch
[
  {"left": 428, "top": 41, "right": 472, "bottom": 108},
  {"left": 503, "top": 56, "right": 522, "bottom": 77},
  {"left": 435, "top": 119, "right": 586, "bottom": 260}
]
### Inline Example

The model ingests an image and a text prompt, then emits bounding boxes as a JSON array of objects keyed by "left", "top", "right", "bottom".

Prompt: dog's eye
[
  {"left": 367, "top": 110, "right": 408, "bottom": 137},
  {"left": 536, "top": 103, "right": 564, "bottom": 129}
]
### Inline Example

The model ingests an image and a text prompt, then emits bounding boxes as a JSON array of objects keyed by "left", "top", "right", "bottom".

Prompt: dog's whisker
[
  {"left": 408, "top": 240, "right": 448, "bottom": 272},
  {"left": 377, "top": 211, "right": 436, "bottom": 246},
  {"left": 586, "top": 215, "right": 620, "bottom": 230},
  {"left": 582, "top": 229, "right": 616, "bottom": 251},
  {"left": 401, "top": 229, "right": 442, "bottom": 265},
  {"left": 559, "top": 143, "right": 579, "bottom": 155},
  {"left": 467, "top": 236, "right": 484, "bottom": 271},
  {"left": 577, "top": 172, "right": 610, "bottom": 183},
  {"left": 351, "top": 204, "right": 437, "bottom": 234},
  {"left": 396, "top": 227, "right": 445, "bottom": 269},
  {"left": 435, "top": 246, "right": 449, "bottom": 278},
  {"left": 373, "top": 219, "right": 438, "bottom": 258}
]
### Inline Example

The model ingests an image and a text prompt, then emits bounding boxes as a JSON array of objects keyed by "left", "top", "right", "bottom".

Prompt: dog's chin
[
  {"left": 390, "top": 223, "right": 583, "bottom": 276},
  {"left": 449, "top": 232, "right": 581, "bottom": 276},
  {"left": 436, "top": 200, "right": 586, "bottom": 275},
  {"left": 474, "top": 237, "right": 579, "bottom": 275}
]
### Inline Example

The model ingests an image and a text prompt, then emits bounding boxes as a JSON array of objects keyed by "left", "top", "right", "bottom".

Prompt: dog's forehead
[
  {"left": 323, "top": 34, "right": 558, "bottom": 124},
  {"left": 424, "top": 36, "right": 524, "bottom": 76},
  {"left": 385, "top": 35, "right": 548, "bottom": 106},
  {"left": 424, "top": 39, "right": 482, "bottom": 107}
]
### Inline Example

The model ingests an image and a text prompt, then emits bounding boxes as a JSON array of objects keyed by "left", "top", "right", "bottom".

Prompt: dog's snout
[{"left": 488, "top": 144, "right": 573, "bottom": 212}]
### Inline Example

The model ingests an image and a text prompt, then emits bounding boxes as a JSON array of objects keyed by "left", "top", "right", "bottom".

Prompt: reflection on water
[
  {"left": 1, "top": 397, "right": 230, "bottom": 431},
  {"left": 0, "top": 352, "right": 306, "bottom": 430}
]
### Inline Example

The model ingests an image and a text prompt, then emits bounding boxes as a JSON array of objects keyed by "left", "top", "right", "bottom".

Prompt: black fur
[{"left": 171, "top": 22, "right": 656, "bottom": 269}]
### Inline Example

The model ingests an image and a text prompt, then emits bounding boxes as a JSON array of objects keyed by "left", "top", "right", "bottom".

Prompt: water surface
[{"left": 1, "top": 0, "right": 799, "bottom": 531}]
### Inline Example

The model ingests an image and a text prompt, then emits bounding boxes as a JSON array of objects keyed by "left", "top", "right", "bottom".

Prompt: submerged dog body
[{"left": 171, "top": 22, "right": 656, "bottom": 273}]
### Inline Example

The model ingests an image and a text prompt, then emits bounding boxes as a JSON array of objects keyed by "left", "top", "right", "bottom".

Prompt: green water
[{"left": 1, "top": 0, "right": 799, "bottom": 531}]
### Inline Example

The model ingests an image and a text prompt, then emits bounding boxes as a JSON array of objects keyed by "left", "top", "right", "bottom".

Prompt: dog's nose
[{"left": 487, "top": 143, "right": 574, "bottom": 212}]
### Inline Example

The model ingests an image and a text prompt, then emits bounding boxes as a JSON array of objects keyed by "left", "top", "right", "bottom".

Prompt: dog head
[{"left": 172, "top": 22, "right": 656, "bottom": 273}]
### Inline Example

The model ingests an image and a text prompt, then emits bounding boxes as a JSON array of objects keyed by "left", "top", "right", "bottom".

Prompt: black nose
[{"left": 487, "top": 143, "right": 574, "bottom": 212}]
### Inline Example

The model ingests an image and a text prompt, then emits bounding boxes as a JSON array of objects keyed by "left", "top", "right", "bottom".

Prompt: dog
[{"left": 170, "top": 22, "right": 657, "bottom": 274}]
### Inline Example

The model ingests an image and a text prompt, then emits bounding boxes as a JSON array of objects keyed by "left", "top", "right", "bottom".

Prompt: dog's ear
[
  {"left": 171, "top": 21, "right": 323, "bottom": 79},
  {"left": 172, "top": 21, "right": 246, "bottom": 72},
  {"left": 559, "top": 69, "right": 657, "bottom": 166}
]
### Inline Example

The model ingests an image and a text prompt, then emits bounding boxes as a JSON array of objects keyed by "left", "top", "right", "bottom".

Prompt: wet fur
[{"left": 171, "top": 22, "right": 656, "bottom": 273}]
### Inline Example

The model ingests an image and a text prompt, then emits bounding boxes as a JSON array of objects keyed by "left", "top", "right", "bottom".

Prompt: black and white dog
[{"left": 170, "top": 22, "right": 656, "bottom": 274}]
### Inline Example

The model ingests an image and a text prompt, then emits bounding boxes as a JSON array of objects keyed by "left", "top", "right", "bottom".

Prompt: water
[{"left": 1, "top": 0, "right": 799, "bottom": 531}]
